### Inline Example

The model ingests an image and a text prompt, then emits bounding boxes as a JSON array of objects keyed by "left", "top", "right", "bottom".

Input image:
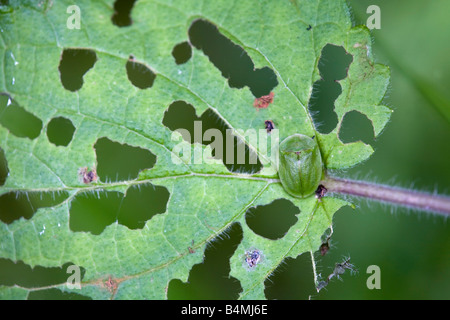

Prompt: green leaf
[{"left": 0, "top": 0, "right": 390, "bottom": 299}]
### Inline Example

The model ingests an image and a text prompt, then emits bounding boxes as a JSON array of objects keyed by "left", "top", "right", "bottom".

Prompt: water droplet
[{"left": 10, "top": 52, "right": 19, "bottom": 66}]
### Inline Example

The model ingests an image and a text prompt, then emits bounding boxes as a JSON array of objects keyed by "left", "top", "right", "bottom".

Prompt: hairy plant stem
[{"left": 322, "top": 175, "right": 450, "bottom": 216}]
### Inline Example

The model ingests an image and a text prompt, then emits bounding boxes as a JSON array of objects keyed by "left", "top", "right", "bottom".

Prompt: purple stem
[{"left": 322, "top": 176, "right": 450, "bottom": 216}]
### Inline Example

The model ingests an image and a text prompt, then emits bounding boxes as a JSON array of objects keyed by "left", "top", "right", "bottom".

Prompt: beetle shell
[{"left": 278, "top": 134, "right": 323, "bottom": 198}]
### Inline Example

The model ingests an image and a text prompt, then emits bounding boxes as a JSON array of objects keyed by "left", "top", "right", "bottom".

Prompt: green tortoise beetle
[{"left": 278, "top": 134, "right": 324, "bottom": 198}]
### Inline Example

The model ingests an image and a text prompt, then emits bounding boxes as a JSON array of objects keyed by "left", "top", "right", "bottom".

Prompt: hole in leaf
[
  {"left": 118, "top": 184, "right": 170, "bottom": 230},
  {"left": 0, "top": 147, "right": 8, "bottom": 186},
  {"left": 126, "top": 56, "right": 156, "bottom": 89},
  {"left": 111, "top": 0, "right": 137, "bottom": 27},
  {"left": 318, "top": 44, "right": 353, "bottom": 81},
  {"left": 0, "top": 258, "right": 85, "bottom": 289},
  {"left": 167, "top": 223, "right": 243, "bottom": 299},
  {"left": 338, "top": 110, "right": 375, "bottom": 144},
  {"left": 0, "top": 191, "right": 69, "bottom": 224},
  {"left": 188, "top": 19, "right": 278, "bottom": 97},
  {"left": 172, "top": 41, "right": 192, "bottom": 65},
  {"left": 70, "top": 184, "right": 169, "bottom": 234},
  {"left": 308, "top": 80, "right": 340, "bottom": 134},
  {"left": 162, "top": 100, "right": 262, "bottom": 174},
  {"left": 264, "top": 253, "right": 315, "bottom": 299},
  {"left": 245, "top": 199, "right": 300, "bottom": 240},
  {"left": 0, "top": 95, "right": 42, "bottom": 139},
  {"left": 70, "top": 191, "right": 123, "bottom": 235},
  {"left": 308, "top": 44, "right": 353, "bottom": 134},
  {"left": 58, "top": 48, "right": 97, "bottom": 92},
  {"left": 46, "top": 116, "right": 76, "bottom": 147},
  {"left": 162, "top": 100, "right": 198, "bottom": 136},
  {"left": 94, "top": 137, "right": 156, "bottom": 182}
]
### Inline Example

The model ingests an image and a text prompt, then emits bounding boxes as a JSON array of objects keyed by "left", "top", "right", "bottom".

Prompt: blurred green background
[{"left": 0, "top": 0, "right": 449, "bottom": 300}]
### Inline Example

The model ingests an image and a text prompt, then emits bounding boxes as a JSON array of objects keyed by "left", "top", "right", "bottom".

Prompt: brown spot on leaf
[
  {"left": 253, "top": 92, "right": 274, "bottom": 109},
  {"left": 188, "top": 240, "right": 195, "bottom": 253},
  {"left": 104, "top": 276, "right": 118, "bottom": 294}
]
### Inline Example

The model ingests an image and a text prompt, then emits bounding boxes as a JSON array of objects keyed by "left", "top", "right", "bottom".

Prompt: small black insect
[
  {"left": 306, "top": 25, "right": 312, "bottom": 31},
  {"left": 315, "top": 184, "right": 327, "bottom": 201},
  {"left": 264, "top": 120, "right": 275, "bottom": 133},
  {"left": 320, "top": 241, "right": 330, "bottom": 256}
]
